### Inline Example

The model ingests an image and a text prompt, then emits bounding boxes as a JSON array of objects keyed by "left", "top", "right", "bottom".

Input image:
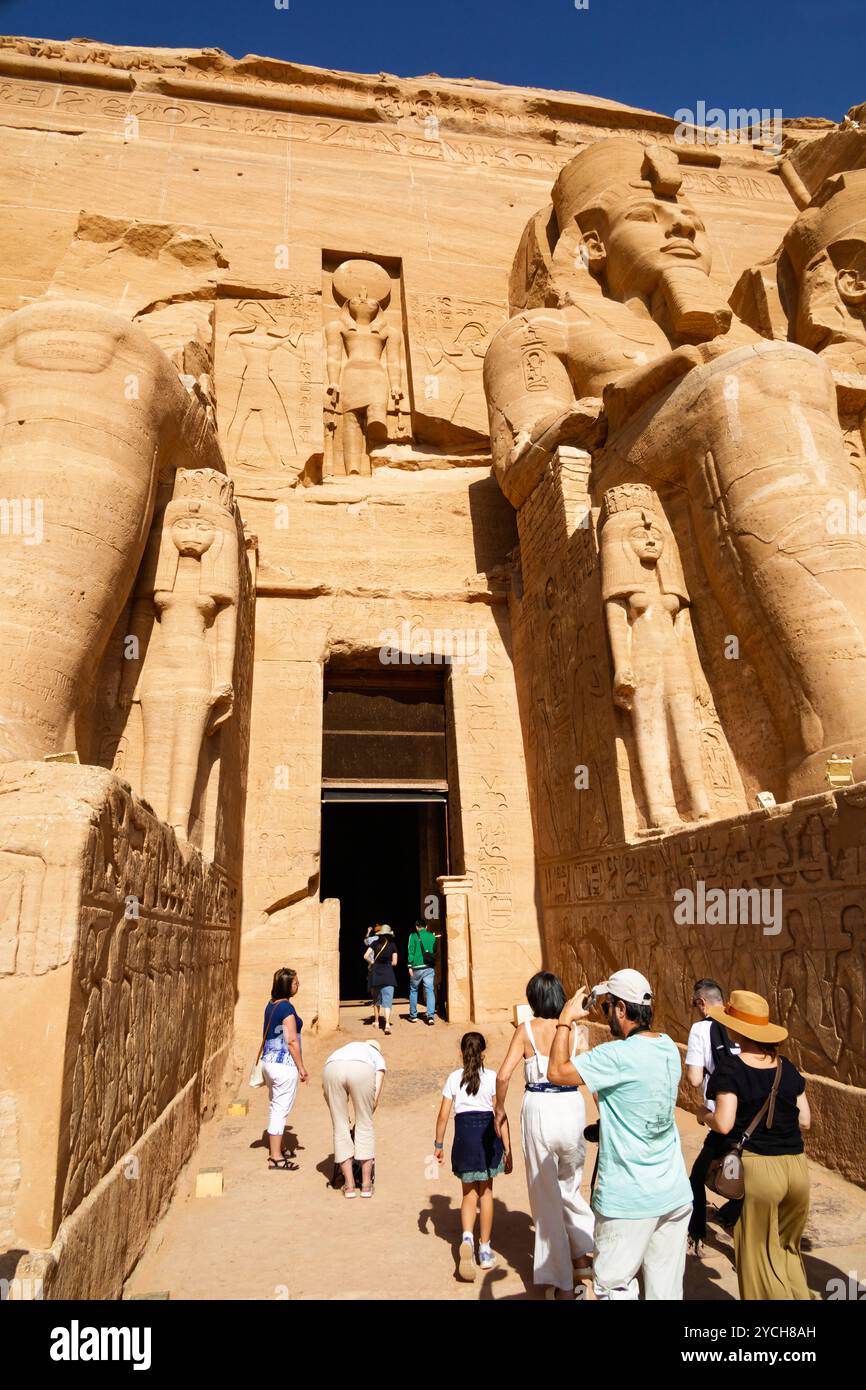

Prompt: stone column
[
  {"left": 437, "top": 874, "right": 473, "bottom": 1023},
  {"left": 317, "top": 897, "right": 341, "bottom": 1034}
]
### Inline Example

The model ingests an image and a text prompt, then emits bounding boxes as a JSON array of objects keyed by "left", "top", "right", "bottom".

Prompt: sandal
[
  {"left": 268, "top": 1156, "right": 298, "bottom": 1171},
  {"left": 360, "top": 1186, "right": 374, "bottom": 1198},
  {"left": 343, "top": 1187, "right": 359, "bottom": 1199}
]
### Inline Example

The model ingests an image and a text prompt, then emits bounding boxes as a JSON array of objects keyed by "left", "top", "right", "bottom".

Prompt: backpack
[{"left": 709, "top": 1019, "right": 736, "bottom": 1064}]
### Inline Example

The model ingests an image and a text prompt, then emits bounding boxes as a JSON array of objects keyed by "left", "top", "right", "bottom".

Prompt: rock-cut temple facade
[{"left": 0, "top": 34, "right": 865, "bottom": 1297}]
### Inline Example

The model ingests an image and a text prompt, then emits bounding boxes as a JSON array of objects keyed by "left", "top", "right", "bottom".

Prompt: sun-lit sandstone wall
[
  {"left": 0, "top": 36, "right": 861, "bottom": 1269},
  {"left": 0, "top": 37, "right": 814, "bottom": 1031}
]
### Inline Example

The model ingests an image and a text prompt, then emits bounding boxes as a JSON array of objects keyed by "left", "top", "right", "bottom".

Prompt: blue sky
[{"left": 0, "top": 0, "right": 862, "bottom": 121}]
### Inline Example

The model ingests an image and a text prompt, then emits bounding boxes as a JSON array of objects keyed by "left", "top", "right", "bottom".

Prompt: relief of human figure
[
  {"left": 324, "top": 258, "right": 405, "bottom": 476},
  {"left": 225, "top": 300, "right": 299, "bottom": 475},
  {"left": 599, "top": 483, "right": 711, "bottom": 829},
  {"left": 119, "top": 469, "right": 239, "bottom": 842},
  {"left": 484, "top": 137, "right": 866, "bottom": 799}
]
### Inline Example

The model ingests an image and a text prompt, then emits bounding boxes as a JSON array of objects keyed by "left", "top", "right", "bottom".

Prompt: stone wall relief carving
[{"left": 220, "top": 297, "right": 319, "bottom": 482}]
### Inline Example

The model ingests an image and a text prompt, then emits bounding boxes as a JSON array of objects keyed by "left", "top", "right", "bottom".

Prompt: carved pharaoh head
[
  {"left": 599, "top": 483, "right": 689, "bottom": 602},
  {"left": 783, "top": 171, "right": 866, "bottom": 366},
  {"left": 552, "top": 138, "right": 713, "bottom": 302}
]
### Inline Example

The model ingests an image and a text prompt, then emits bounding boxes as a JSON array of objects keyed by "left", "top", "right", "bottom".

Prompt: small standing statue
[
  {"left": 324, "top": 258, "right": 405, "bottom": 476},
  {"left": 599, "top": 483, "right": 711, "bottom": 829},
  {"left": 119, "top": 468, "right": 239, "bottom": 842}
]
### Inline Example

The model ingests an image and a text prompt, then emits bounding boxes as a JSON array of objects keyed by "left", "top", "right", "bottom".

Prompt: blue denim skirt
[{"left": 451, "top": 1110, "right": 505, "bottom": 1182}]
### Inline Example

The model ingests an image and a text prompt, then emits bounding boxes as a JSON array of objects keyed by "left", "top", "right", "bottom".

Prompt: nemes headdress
[
  {"left": 784, "top": 171, "right": 866, "bottom": 276},
  {"left": 552, "top": 138, "right": 684, "bottom": 233}
]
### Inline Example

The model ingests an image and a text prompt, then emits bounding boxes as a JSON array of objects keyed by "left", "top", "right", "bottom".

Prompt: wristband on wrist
[{"left": 434, "top": 1141, "right": 443, "bottom": 1149}]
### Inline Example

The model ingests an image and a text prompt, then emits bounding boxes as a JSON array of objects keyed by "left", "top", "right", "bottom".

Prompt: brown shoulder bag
[{"left": 705, "top": 1059, "right": 782, "bottom": 1201}]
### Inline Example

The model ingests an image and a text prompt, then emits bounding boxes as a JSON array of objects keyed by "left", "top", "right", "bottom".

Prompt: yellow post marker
[{"left": 195, "top": 1168, "right": 224, "bottom": 1198}]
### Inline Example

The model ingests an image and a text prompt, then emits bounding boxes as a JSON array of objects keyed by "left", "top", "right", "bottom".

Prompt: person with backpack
[
  {"left": 407, "top": 918, "right": 438, "bottom": 1024},
  {"left": 685, "top": 978, "right": 742, "bottom": 1253},
  {"left": 364, "top": 925, "right": 398, "bottom": 1034},
  {"left": 701, "top": 990, "right": 812, "bottom": 1300}
]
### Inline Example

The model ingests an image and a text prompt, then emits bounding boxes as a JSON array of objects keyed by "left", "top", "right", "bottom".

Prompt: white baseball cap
[{"left": 592, "top": 968, "right": 653, "bottom": 1006}]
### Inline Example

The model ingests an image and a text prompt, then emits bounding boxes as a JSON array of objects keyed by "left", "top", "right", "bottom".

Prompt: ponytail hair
[{"left": 460, "top": 1031, "right": 486, "bottom": 1097}]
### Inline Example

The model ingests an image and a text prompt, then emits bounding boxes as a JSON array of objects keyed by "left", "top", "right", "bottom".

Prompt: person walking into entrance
[
  {"left": 685, "top": 977, "right": 741, "bottom": 1253},
  {"left": 434, "top": 1032, "right": 512, "bottom": 1280},
  {"left": 701, "top": 991, "right": 812, "bottom": 1300},
  {"left": 548, "top": 968, "right": 693, "bottom": 1300},
  {"left": 407, "top": 919, "right": 438, "bottom": 1024},
  {"left": 365, "top": 924, "right": 398, "bottom": 1034},
  {"left": 323, "top": 1038, "right": 386, "bottom": 1199},
  {"left": 261, "top": 967, "right": 308, "bottom": 1170},
  {"left": 494, "top": 972, "right": 595, "bottom": 1299}
]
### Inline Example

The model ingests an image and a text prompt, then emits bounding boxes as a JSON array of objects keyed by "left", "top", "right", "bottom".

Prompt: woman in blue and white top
[{"left": 262, "top": 967, "right": 307, "bottom": 1170}]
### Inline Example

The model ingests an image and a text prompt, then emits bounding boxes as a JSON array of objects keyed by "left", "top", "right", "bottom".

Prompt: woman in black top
[
  {"left": 701, "top": 991, "right": 812, "bottom": 1301},
  {"left": 364, "top": 924, "right": 398, "bottom": 1035}
]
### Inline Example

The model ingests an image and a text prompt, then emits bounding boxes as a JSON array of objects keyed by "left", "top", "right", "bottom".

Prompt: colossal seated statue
[
  {"left": 484, "top": 138, "right": 866, "bottom": 800},
  {"left": 0, "top": 298, "right": 223, "bottom": 766}
]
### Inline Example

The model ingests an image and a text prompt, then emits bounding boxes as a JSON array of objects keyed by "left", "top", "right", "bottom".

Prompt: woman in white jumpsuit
[{"left": 495, "top": 973, "right": 595, "bottom": 1299}]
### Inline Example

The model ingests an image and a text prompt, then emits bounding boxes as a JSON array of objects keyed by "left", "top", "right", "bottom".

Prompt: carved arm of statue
[
  {"left": 384, "top": 324, "right": 405, "bottom": 408},
  {"left": 208, "top": 598, "right": 237, "bottom": 734},
  {"left": 604, "top": 597, "right": 637, "bottom": 711},
  {"left": 324, "top": 318, "right": 343, "bottom": 407}
]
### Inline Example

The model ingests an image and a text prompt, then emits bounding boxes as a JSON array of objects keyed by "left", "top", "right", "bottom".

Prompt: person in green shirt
[
  {"left": 407, "top": 920, "right": 438, "bottom": 1024},
  {"left": 548, "top": 967, "right": 693, "bottom": 1300}
]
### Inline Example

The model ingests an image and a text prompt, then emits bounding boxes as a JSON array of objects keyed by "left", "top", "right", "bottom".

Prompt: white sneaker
[
  {"left": 478, "top": 1248, "right": 497, "bottom": 1271},
  {"left": 458, "top": 1239, "right": 477, "bottom": 1282}
]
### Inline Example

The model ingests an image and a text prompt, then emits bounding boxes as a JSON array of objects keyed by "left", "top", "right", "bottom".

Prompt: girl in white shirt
[{"left": 434, "top": 1032, "right": 512, "bottom": 1280}]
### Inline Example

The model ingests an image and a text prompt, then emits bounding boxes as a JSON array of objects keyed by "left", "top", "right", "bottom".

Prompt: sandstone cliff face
[{"left": 1, "top": 34, "right": 865, "bottom": 1298}]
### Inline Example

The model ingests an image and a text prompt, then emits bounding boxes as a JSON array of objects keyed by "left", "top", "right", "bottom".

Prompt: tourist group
[{"left": 252, "top": 920, "right": 812, "bottom": 1301}]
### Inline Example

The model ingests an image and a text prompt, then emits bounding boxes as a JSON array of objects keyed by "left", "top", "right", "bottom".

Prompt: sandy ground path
[{"left": 125, "top": 1006, "right": 866, "bottom": 1302}]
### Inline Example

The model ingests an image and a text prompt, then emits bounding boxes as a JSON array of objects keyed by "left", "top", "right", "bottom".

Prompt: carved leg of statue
[
  {"left": 226, "top": 401, "right": 250, "bottom": 462},
  {"left": 342, "top": 408, "right": 367, "bottom": 475},
  {"left": 631, "top": 686, "right": 679, "bottom": 828},
  {"left": 140, "top": 689, "right": 174, "bottom": 823},
  {"left": 668, "top": 691, "right": 712, "bottom": 821},
  {"left": 166, "top": 698, "right": 211, "bottom": 842}
]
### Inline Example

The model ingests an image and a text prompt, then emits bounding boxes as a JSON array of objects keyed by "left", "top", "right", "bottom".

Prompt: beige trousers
[
  {"left": 323, "top": 1060, "right": 376, "bottom": 1164},
  {"left": 735, "top": 1152, "right": 811, "bottom": 1301}
]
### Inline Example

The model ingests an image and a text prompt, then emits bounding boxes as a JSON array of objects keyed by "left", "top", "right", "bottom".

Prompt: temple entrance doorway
[{"left": 320, "top": 666, "right": 450, "bottom": 1007}]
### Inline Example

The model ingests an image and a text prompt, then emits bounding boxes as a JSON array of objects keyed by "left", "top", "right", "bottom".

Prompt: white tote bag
[{"left": 249, "top": 1002, "right": 277, "bottom": 1088}]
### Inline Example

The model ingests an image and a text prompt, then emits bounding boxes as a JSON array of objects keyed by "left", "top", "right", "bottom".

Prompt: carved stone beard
[{"left": 649, "top": 262, "right": 733, "bottom": 344}]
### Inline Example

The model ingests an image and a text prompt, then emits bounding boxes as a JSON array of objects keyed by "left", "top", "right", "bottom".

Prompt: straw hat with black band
[{"left": 707, "top": 990, "right": 788, "bottom": 1045}]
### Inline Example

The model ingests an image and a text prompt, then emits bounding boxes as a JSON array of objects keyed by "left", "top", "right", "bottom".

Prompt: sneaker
[
  {"left": 458, "top": 1239, "right": 476, "bottom": 1282},
  {"left": 426, "top": 1017, "right": 435, "bottom": 1026},
  {"left": 478, "top": 1248, "right": 497, "bottom": 1271},
  {"left": 407, "top": 1015, "right": 418, "bottom": 1022}
]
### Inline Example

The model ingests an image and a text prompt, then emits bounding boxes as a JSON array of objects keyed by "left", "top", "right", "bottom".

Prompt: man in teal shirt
[
  {"left": 407, "top": 920, "right": 438, "bottom": 1024},
  {"left": 549, "top": 967, "right": 692, "bottom": 1300}
]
